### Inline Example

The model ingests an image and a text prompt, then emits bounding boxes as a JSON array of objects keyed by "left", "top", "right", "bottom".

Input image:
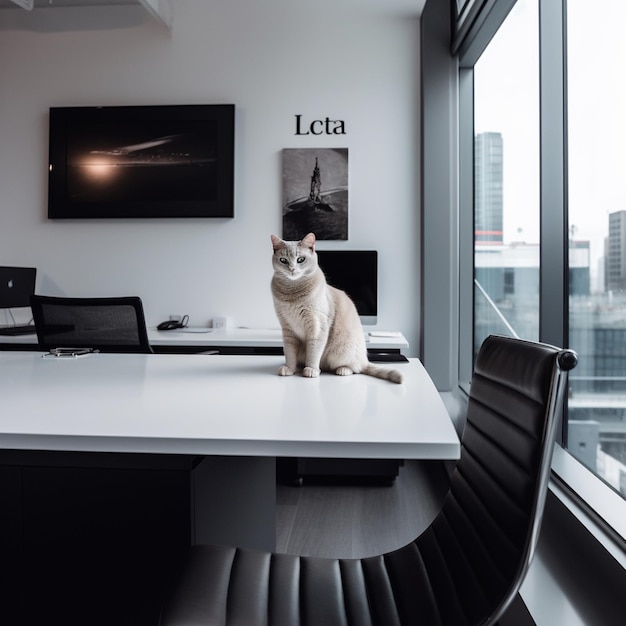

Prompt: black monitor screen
[
  {"left": 316, "top": 250, "right": 377, "bottom": 324},
  {"left": 0, "top": 266, "right": 37, "bottom": 309}
]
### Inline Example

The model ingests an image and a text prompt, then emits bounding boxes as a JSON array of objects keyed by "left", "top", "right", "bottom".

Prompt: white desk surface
[
  {"left": 0, "top": 352, "right": 458, "bottom": 460},
  {"left": 147, "top": 327, "right": 409, "bottom": 349},
  {"left": 0, "top": 326, "right": 409, "bottom": 350}
]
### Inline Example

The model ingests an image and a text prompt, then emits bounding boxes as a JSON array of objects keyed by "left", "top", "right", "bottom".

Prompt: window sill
[
  {"left": 550, "top": 444, "right": 626, "bottom": 558},
  {"left": 519, "top": 447, "right": 626, "bottom": 625}
]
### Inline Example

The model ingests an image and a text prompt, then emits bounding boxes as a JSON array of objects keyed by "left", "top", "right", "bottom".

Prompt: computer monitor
[
  {"left": 0, "top": 266, "right": 37, "bottom": 309},
  {"left": 316, "top": 250, "right": 377, "bottom": 325}
]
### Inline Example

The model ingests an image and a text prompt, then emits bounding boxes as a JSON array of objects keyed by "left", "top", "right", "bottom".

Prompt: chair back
[
  {"left": 422, "top": 335, "right": 577, "bottom": 625},
  {"left": 30, "top": 295, "right": 153, "bottom": 354}
]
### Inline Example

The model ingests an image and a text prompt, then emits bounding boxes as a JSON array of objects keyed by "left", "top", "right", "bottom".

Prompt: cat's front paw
[
  {"left": 302, "top": 366, "right": 320, "bottom": 378},
  {"left": 278, "top": 365, "right": 295, "bottom": 377},
  {"left": 335, "top": 366, "right": 354, "bottom": 376}
]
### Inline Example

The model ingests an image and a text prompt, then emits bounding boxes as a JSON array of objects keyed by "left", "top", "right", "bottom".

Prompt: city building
[
  {"left": 474, "top": 131, "right": 504, "bottom": 244},
  {"left": 606, "top": 209, "right": 626, "bottom": 292}
]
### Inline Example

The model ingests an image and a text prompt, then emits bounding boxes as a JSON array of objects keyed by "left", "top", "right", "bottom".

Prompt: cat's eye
[
  {"left": 297, "top": 257, "right": 305, "bottom": 263},
  {"left": 279, "top": 258, "right": 288, "bottom": 264}
]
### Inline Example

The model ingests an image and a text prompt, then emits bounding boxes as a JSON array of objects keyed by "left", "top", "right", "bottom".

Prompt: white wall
[{"left": 0, "top": 0, "right": 421, "bottom": 354}]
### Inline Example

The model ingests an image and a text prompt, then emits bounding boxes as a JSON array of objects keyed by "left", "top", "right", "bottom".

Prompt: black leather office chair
[
  {"left": 30, "top": 295, "right": 153, "bottom": 354},
  {"left": 158, "top": 335, "right": 577, "bottom": 626}
]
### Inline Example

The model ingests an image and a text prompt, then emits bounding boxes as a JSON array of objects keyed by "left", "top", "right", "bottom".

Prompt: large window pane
[
  {"left": 473, "top": 0, "right": 540, "bottom": 357},
  {"left": 567, "top": 0, "right": 626, "bottom": 498}
]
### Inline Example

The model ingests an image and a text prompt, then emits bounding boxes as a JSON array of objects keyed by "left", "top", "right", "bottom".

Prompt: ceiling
[
  {"left": 0, "top": 1, "right": 140, "bottom": 6},
  {"left": 0, "top": 0, "right": 172, "bottom": 26},
  {"left": 0, "top": 0, "right": 426, "bottom": 12},
  {"left": 0, "top": 0, "right": 425, "bottom": 28}
]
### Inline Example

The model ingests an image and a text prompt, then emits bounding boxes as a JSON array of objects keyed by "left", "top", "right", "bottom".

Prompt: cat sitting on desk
[{"left": 270, "top": 232, "right": 403, "bottom": 384}]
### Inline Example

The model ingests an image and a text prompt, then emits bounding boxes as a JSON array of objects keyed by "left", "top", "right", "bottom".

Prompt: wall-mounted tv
[{"left": 48, "top": 104, "right": 235, "bottom": 219}]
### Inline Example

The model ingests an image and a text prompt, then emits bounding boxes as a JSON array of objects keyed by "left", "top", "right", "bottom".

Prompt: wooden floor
[
  {"left": 276, "top": 460, "right": 450, "bottom": 558},
  {"left": 275, "top": 459, "right": 535, "bottom": 625}
]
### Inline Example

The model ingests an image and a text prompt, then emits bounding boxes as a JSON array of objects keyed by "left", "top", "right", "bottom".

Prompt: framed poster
[
  {"left": 48, "top": 105, "right": 235, "bottom": 219},
  {"left": 282, "top": 148, "right": 348, "bottom": 240}
]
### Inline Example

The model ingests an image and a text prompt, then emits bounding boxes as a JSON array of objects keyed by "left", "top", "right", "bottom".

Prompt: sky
[{"left": 473, "top": 0, "right": 626, "bottom": 289}]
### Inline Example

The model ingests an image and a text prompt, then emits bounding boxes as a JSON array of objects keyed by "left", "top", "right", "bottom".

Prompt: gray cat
[{"left": 270, "top": 233, "right": 403, "bottom": 383}]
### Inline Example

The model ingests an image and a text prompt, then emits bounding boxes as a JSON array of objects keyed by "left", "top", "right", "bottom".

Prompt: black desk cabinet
[{"left": 0, "top": 451, "right": 193, "bottom": 626}]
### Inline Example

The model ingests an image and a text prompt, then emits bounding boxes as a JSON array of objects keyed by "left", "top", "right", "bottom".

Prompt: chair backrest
[
  {"left": 30, "top": 295, "right": 153, "bottom": 354},
  {"left": 426, "top": 335, "right": 577, "bottom": 625}
]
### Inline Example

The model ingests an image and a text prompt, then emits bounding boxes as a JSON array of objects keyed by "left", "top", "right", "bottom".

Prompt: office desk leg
[{"left": 191, "top": 456, "right": 276, "bottom": 552}]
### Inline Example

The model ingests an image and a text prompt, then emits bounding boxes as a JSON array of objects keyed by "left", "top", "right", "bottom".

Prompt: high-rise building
[
  {"left": 606, "top": 210, "right": 626, "bottom": 292},
  {"left": 474, "top": 132, "right": 503, "bottom": 244}
]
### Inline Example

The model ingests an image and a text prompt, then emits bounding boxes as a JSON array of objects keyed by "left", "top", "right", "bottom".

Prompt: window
[
  {"left": 457, "top": 0, "right": 626, "bottom": 536},
  {"left": 472, "top": 0, "right": 540, "bottom": 358},
  {"left": 566, "top": 0, "right": 626, "bottom": 498}
]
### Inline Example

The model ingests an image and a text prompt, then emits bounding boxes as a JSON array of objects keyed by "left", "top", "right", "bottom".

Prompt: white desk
[
  {"left": 0, "top": 326, "right": 409, "bottom": 353},
  {"left": 0, "top": 351, "right": 460, "bottom": 626},
  {"left": 148, "top": 326, "right": 409, "bottom": 350},
  {"left": 0, "top": 352, "right": 457, "bottom": 625},
  {"left": 0, "top": 351, "right": 456, "bottom": 459}
]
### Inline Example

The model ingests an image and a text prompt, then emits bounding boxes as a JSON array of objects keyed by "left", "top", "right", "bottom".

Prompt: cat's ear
[
  {"left": 271, "top": 234, "right": 284, "bottom": 251},
  {"left": 301, "top": 232, "right": 316, "bottom": 251}
]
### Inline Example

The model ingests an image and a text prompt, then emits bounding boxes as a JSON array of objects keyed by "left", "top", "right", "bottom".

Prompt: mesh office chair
[
  {"left": 30, "top": 295, "right": 153, "bottom": 354},
  {"left": 158, "top": 335, "right": 577, "bottom": 626}
]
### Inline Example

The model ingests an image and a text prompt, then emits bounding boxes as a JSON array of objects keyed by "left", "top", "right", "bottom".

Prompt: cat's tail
[{"left": 361, "top": 364, "right": 403, "bottom": 384}]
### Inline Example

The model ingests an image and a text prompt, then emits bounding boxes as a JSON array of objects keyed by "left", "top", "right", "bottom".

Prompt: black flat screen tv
[{"left": 48, "top": 104, "right": 235, "bottom": 219}]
